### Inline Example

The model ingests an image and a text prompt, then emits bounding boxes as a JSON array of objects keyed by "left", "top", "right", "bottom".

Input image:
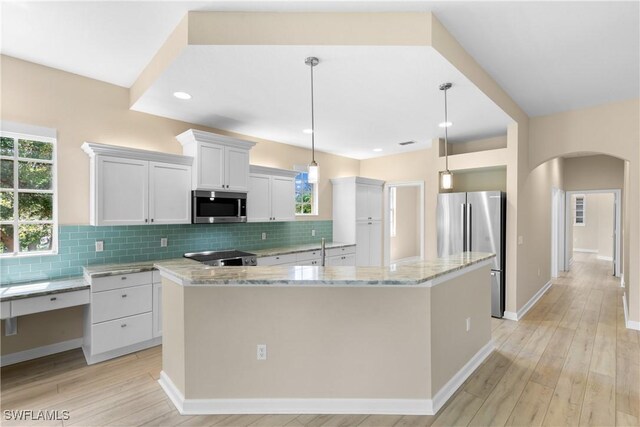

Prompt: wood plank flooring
[{"left": 1, "top": 253, "right": 638, "bottom": 426}]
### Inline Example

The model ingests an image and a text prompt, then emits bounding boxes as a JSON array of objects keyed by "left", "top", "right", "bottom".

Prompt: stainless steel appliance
[
  {"left": 192, "top": 191, "right": 247, "bottom": 224},
  {"left": 437, "top": 191, "right": 506, "bottom": 318},
  {"left": 184, "top": 250, "right": 257, "bottom": 266}
]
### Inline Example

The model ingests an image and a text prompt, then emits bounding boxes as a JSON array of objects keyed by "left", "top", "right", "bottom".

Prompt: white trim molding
[
  {"left": 620, "top": 274, "right": 625, "bottom": 288},
  {"left": 596, "top": 255, "right": 613, "bottom": 261},
  {"left": 0, "top": 338, "right": 82, "bottom": 367},
  {"left": 159, "top": 340, "right": 494, "bottom": 416},
  {"left": 504, "top": 280, "right": 552, "bottom": 321},
  {"left": 82, "top": 142, "right": 193, "bottom": 166},
  {"left": 573, "top": 248, "right": 598, "bottom": 254},
  {"left": 622, "top": 293, "right": 640, "bottom": 331}
]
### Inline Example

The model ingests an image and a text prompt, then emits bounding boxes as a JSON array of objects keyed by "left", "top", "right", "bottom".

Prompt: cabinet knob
[
  {"left": 121, "top": 276, "right": 127, "bottom": 280},
  {"left": 121, "top": 294, "right": 127, "bottom": 298},
  {"left": 50, "top": 297, "right": 57, "bottom": 301},
  {"left": 145, "top": 218, "right": 148, "bottom": 223},
  {"left": 121, "top": 324, "right": 127, "bottom": 328},
  {"left": 151, "top": 218, "right": 154, "bottom": 223}
]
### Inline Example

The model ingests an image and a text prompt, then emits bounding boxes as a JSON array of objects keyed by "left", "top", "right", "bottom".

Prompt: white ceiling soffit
[{"left": 131, "top": 45, "right": 512, "bottom": 160}]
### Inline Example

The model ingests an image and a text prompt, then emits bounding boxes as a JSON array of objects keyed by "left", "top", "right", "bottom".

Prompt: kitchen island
[{"left": 155, "top": 252, "right": 495, "bottom": 416}]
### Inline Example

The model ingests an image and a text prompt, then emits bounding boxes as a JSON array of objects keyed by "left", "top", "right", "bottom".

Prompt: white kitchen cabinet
[
  {"left": 177, "top": 129, "right": 255, "bottom": 192},
  {"left": 248, "top": 165, "right": 297, "bottom": 222},
  {"left": 82, "top": 143, "right": 193, "bottom": 226},
  {"left": 332, "top": 177, "right": 385, "bottom": 266}
]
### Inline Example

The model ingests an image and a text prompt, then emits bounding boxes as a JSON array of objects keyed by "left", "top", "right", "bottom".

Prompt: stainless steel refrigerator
[{"left": 437, "top": 191, "right": 506, "bottom": 318}]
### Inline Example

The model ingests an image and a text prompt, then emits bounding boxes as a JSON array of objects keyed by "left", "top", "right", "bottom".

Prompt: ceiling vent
[{"left": 398, "top": 140, "right": 416, "bottom": 146}]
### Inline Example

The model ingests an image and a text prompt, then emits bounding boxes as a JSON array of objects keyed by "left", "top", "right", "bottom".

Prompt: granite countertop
[
  {"left": 154, "top": 252, "right": 496, "bottom": 287},
  {"left": 0, "top": 277, "right": 88, "bottom": 302},
  {"left": 252, "top": 242, "right": 355, "bottom": 257}
]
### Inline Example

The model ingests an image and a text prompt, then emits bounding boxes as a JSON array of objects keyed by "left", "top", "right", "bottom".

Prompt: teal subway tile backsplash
[{"left": 0, "top": 220, "right": 333, "bottom": 285}]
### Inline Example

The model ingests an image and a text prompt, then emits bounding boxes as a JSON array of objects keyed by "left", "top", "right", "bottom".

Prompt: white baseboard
[
  {"left": 596, "top": 255, "right": 613, "bottom": 261},
  {"left": 503, "top": 280, "right": 552, "bottom": 322},
  {"left": 431, "top": 340, "right": 494, "bottom": 413},
  {"left": 569, "top": 257, "right": 575, "bottom": 266},
  {"left": 622, "top": 293, "right": 640, "bottom": 331},
  {"left": 0, "top": 338, "right": 82, "bottom": 367},
  {"left": 573, "top": 248, "right": 598, "bottom": 253},
  {"left": 621, "top": 274, "right": 625, "bottom": 288},
  {"left": 159, "top": 340, "right": 494, "bottom": 416}
]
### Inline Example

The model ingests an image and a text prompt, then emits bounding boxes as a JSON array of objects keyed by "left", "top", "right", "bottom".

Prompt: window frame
[
  {"left": 293, "top": 165, "right": 318, "bottom": 216},
  {"left": 574, "top": 194, "right": 586, "bottom": 226},
  {"left": 0, "top": 128, "right": 58, "bottom": 257}
]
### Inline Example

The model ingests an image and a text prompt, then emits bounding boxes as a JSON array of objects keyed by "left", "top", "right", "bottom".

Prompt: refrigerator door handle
[
  {"left": 461, "top": 203, "right": 467, "bottom": 252},
  {"left": 467, "top": 203, "right": 472, "bottom": 252}
]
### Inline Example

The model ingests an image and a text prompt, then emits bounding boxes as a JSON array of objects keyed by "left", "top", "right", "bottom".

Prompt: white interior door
[
  {"left": 271, "top": 176, "right": 295, "bottom": 221},
  {"left": 149, "top": 162, "right": 191, "bottom": 224},
  {"left": 247, "top": 174, "right": 271, "bottom": 222},
  {"left": 97, "top": 156, "right": 148, "bottom": 225}
]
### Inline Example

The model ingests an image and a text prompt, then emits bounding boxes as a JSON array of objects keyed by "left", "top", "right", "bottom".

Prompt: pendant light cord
[
  {"left": 310, "top": 60, "right": 316, "bottom": 164},
  {"left": 444, "top": 86, "right": 449, "bottom": 171}
]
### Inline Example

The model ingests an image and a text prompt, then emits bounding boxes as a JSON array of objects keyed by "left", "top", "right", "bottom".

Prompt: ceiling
[{"left": 1, "top": 1, "right": 638, "bottom": 158}]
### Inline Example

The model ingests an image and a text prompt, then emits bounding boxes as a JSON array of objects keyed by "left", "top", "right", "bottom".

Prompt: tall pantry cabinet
[{"left": 331, "top": 177, "right": 384, "bottom": 266}]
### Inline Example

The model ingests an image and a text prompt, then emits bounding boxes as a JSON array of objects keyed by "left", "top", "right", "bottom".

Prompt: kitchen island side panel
[
  {"left": 182, "top": 286, "right": 432, "bottom": 400},
  {"left": 162, "top": 278, "right": 186, "bottom": 395}
]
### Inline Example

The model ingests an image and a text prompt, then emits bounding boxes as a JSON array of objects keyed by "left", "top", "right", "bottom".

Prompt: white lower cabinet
[
  {"left": 257, "top": 253, "right": 297, "bottom": 266},
  {"left": 326, "top": 246, "right": 357, "bottom": 266},
  {"left": 356, "top": 220, "right": 382, "bottom": 266},
  {"left": 84, "top": 271, "right": 162, "bottom": 364}
]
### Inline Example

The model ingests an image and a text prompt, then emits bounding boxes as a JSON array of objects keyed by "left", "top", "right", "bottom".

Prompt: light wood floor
[{"left": 1, "top": 253, "right": 638, "bottom": 426}]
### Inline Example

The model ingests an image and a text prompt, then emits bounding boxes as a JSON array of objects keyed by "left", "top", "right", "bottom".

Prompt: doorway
[
  {"left": 383, "top": 181, "right": 424, "bottom": 265},
  {"left": 563, "top": 189, "right": 621, "bottom": 277}
]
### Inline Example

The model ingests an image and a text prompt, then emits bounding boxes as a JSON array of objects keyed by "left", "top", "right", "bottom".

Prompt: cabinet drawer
[
  {"left": 326, "top": 246, "right": 356, "bottom": 257},
  {"left": 296, "top": 250, "right": 322, "bottom": 262},
  {"left": 257, "top": 253, "right": 297, "bottom": 266},
  {"left": 1, "top": 301, "right": 11, "bottom": 319},
  {"left": 91, "top": 272, "right": 152, "bottom": 293},
  {"left": 327, "top": 254, "right": 356, "bottom": 266},
  {"left": 11, "top": 290, "right": 90, "bottom": 317},
  {"left": 92, "top": 284, "right": 152, "bottom": 323},
  {"left": 91, "top": 312, "right": 152, "bottom": 354}
]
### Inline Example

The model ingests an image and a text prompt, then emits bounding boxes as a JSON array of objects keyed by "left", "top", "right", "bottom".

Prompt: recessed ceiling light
[
  {"left": 173, "top": 91, "right": 192, "bottom": 100},
  {"left": 302, "top": 129, "right": 313, "bottom": 134},
  {"left": 373, "top": 148, "right": 383, "bottom": 152},
  {"left": 439, "top": 121, "right": 453, "bottom": 128}
]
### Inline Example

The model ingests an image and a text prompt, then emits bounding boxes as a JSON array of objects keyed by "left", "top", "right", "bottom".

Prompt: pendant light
[
  {"left": 439, "top": 82, "right": 453, "bottom": 190},
  {"left": 305, "top": 56, "right": 319, "bottom": 184}
]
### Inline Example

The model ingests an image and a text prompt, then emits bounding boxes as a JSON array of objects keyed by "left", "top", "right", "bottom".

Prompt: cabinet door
[
  {"left": 152, "top": 282, "right": 162, "bottom": 338},
  {"left": 356, "top": 184, "right": 370, "bottom": 221},
  {"left": 247, "top": 174, "right": 272, "bottom": 222},
  {"left": 97, "top": 156, "right": 148, "bottom": 225},
  {"left": 368, "top": 186, "right": 383, "bottom": 221},
  {"left": 369, "top": 221, "right": 383, "bottom": 266},
  {"left": 225, "top": 147, "right": 250, "bottom": 192},
  {"left": 341, "top": 253, "right": 356, "bottom": 266},
  {"left": 198, "top": 142, "right": 225, "bottom": 190},
  {"left": 149, "top": 162, "right": 191, "bottom": 224},
  {"left": 355, "top": 221, "right": 371, "bottom": 266},
  {"left": 271, "top": 176, "right": 295, "bottom": 221}
]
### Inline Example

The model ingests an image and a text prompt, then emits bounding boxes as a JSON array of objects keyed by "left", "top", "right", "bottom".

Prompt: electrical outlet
[
  {"left": 466, "top": 317, "right": 471, "bottom": 332},
  {"left": 95, "top": 241, "right": 104, "bottom": 252},
  {"left": 257, "top": 344, "right": 267, "bottom": 360},
  {"left": 161, "top": 237, "right": 168, "bottom": 247},
  {"left": 311, "top": 229, "right": 316, "bottom": 237},
  {"left": 261, "top": 232, "right": 267, "bottom": 240}
]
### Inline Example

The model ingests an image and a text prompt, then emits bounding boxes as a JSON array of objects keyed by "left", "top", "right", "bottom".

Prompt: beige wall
[
  {"left": 530, "top": 98, "right": 639, "bottom": 323},
  {"left": 572, "top": 193, "right": 615, "bottom": 259},
  {"left": 390, "top": 186, "right": 420, "bottom": 262},
  {"left": 0, "top": 55, "right": 359, "bottom": 225},
  {"left": 448, "top": 135, "right": 507, "bottom": 155},
  {"left": 451, "top": 167, "right": 506, "bottom": 193},
  {"left": 563, "top": 155, "right": 625, "bottom": 191}
]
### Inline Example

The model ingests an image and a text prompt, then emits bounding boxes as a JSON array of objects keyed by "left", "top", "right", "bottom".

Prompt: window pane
[
  {"left": 18, "top": 193, "right": 53, "bottom": 220},
  {"left": 18, "top": 161, "right": 52, "bottom": 190},
  {"left": 1, "top": 159, "right": 13, "bottom": 188},
  {"left": 19, "top": 223, "right": 53, "bottom": 253},
  {"left": 18, "top": 139, "right": 53, "bottom": 160},
  {"left": 0, "top": 137, "right": 14, "bottom": 156},
  {"left": 1, "top": 191, "right": 14, "bottom": 220},
  {"left": 0, "top": 224, "right": 14, "bottom": 253}
]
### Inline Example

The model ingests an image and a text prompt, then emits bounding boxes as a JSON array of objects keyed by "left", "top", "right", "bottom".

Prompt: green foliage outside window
[
  {"left": 0, "top": 136, "right": 55, "bottom": 254},
  {"left": 295, "top": 171, "right": 315, "bottom": 215}
]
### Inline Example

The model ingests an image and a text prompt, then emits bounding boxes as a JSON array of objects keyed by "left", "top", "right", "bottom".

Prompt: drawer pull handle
[
  {"left": 121, "top": 294, "right": 127, "bottom": 298},
  {"left": 121, "top": 324, "right": 127, "bottom": 328},
  {"left": 121, "top": 277, "right": 127, "bottom": 280},
  {"left": 50, "top": 297, "right": 57, "bottom": 301}
]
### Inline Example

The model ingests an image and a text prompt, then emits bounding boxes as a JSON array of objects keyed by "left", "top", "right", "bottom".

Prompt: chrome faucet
[{"left": 321, "top": 237, "right": 326, "bottom": 267}]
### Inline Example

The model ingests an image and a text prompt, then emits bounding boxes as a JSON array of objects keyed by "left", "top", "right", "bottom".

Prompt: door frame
[
  {"left": 383, "top": 181, "right": 425, "bottom": 266},
  {"left": 564, "top": 189, "right": 621, "bottom": 277},
  {"left": 551, "top": 187, "right": 565, "bottom": 277}
]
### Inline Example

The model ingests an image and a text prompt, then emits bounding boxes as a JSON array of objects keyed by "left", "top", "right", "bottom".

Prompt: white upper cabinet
[
  {"left": 355, "top": 183, "right": 383, "bottom": 221},
  {"left": 247, "top": 165, "right": 297, "bottom": 222},
  {"left": 177, "top": 129, "right": 256, "bottom": 192},
  {"left": 83, "top": 143, "right": 193, "bottom": 226}
]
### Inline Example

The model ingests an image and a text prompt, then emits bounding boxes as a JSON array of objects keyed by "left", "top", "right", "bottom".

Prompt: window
[
  {"left": 294, "top": 166, "right": 317, "bottom": 215},
  {"left": 574, "top": 194, "right": 585, "bottom": 226},
  {"left": 1, "top": 128, "right": 57, "bottom": 256},
  {"left": 389, "top": 186, "right": 397, "bottom": 237}
]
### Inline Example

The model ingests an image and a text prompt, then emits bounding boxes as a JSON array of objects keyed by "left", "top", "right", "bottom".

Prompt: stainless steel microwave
[{"left": 192, "top": 191, "right": 247, "bottom": 224}]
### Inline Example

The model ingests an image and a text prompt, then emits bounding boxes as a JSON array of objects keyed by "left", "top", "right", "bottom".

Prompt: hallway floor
[{"left": 1, "top": 253, "right": 638, "bottom": 426}]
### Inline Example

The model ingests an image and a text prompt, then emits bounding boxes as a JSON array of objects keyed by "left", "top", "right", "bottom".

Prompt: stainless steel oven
[{"left": 192, "top": 190, "right": 247, "bottom": 224}]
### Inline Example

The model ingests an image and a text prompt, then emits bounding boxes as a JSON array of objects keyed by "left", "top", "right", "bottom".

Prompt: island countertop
[{"left": 154, "top": 252, "right": 495, "bottom": 286}]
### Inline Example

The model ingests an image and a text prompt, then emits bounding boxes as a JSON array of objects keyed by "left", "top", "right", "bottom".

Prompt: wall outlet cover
[
  {"left": 261, "top": 232, "right": 267, "bottom": 240},
  {"left": 95, "top": 241, "right": 104, "bottom": 252},
  {"left": 160, "top": 237, "right": 168, "bottom": 247}
]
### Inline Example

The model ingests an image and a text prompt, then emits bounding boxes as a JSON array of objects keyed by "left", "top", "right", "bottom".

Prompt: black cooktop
[{"left": 183, "top": 250, "right": 256, "bottom": 263}]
